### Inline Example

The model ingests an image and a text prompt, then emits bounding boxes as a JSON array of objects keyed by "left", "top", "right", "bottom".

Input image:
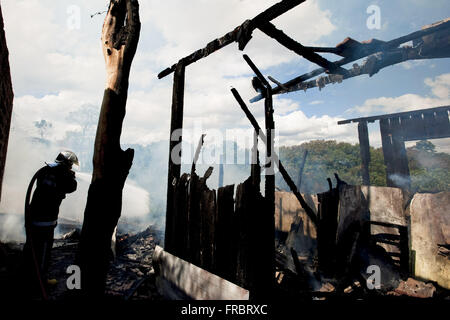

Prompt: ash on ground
[{"left": 0, "top": 225, "right": 165, "bottom": 300}]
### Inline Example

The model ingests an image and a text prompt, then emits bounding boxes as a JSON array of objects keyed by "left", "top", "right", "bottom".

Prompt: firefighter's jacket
[{"left": 28, "top": 164, "right": 77, "bottom": 226}]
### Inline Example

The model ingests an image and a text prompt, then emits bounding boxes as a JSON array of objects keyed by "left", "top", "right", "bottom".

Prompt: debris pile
[
  {"left": 0, "top": 225, "right": 164, "bottom": 300},
  {"left": 105, "top": 227, "right": 163, "bottom": 299}
]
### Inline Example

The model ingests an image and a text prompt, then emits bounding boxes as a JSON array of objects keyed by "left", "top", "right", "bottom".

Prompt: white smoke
[
  {"left": 0, "top": 128, "right": 150, "bottom": 243},
  {"left": 60, "top": 172, "right": 150, "bottom": 222}
]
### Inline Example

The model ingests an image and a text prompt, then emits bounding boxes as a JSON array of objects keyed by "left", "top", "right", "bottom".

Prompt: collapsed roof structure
[{"left": 156, "top": 0, "right": 450, "bottom": 299}]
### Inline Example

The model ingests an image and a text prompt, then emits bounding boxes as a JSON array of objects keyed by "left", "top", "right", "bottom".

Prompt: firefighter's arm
[{"left": 65, "top": 170, "right": 77, "bottom": 194}]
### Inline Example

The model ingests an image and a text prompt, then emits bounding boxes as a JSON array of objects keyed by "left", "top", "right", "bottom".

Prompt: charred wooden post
[
  {"left": 0, "top": 4, "right": 13, "bottom": 203},
  {"left": 199, "top": 174, "right": 216, "bottom": 272},
  {"left": 173, "top": 173, "right": 190, "bottom": 260},
  {"left": 165, "top": 61, "right": 186, "bottom": 254},
  {"left": 317, "top": 188, "right": 339, "bottom": 276},
  {"left": 187, "top": 172, "right": 201, "bottom": 265},
  {"left": 340, "top": 106, "right": 449, "bottom": 190},
  {"left": 235, "top": 174, "right": 271, "bottom": 298},
  {"left": 216, "top": 184, "right": 235, "bottom": 281},
  {"left": 231, "top": 88, "right": 318, "bottom": 226},
  {"left": 357, "top": 121, "right": 371, "bottom": 185},
  {"left": 243, "top": 55, "right": 275, "bottom": 295},
  {"left": 258, "top": 22, "right": 348, "bottom": 75},
  {"left": 79, "top": 0, "right": 140, "bottom": 296}
]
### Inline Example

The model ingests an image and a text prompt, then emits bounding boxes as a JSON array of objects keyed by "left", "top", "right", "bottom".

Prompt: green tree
[
  {"left": 34, "top": 119, "right": 52, "bottom": 139},
  {"left": 414, "top": 140, "right": 436, "bottom": 153}
]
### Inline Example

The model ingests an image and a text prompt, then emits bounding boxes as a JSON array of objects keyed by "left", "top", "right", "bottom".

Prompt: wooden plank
[
  {"left": 165, "top": 62, "right": 186, "bottom": 253},
  {"left": 199, "top": 187, "right": 217, "bottom": 272},
  {"left": 317, "top": 189, "right": 339, "bottom": 275},
  {"left": 173, "top": 173, "right": 190, "bottom": 260},
  {"left": 432, "top": 110, "right": 450, "bottom": 139},
  {"left": 234, "top": 182, "right": 251, "bottom": 289},
  {"left": 390, "top": 117, "right": 410, "bottom": 189},
  {"left": 216, "top": 185, "right": 235, "bottom": 281},
  {"left": 235, "top": 177, "right": 273, "bottom": 298},
  {"left": 242, "top": 57, "right": 275, "bottom": 296},
  {"left": 153, "top": 246, "right": 249, "bottom": 300},
  {"left": 231, "top": 88, "right": 318, "bottom": 226},
  {"left": 357, "top": 121, "right": 371, "bottom": 185},
  {"left": 339, "top": 106, "right": 450, "bottom": 125},
  {"left": 423, "top": 112, "right": 435, "bottom": 138},
  {"left": 380, "top": 118, "right": 396, "bottom": 188},
  {"left": 258, "top": 22, "right": 348, "bottom": 74},
  {"left": 188, "top": 173, "right": 201, "bottom": 265}
]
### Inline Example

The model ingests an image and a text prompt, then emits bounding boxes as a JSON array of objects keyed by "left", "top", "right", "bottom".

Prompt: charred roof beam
[
  {"left": 250, "top": 18, "right": 450, "bottom": 102},
  {"left": 258, "top": 22, "right": 349, "bottom": 76},
  {"left": 157, "top": 0, "right": 307, "bottom": 79}
]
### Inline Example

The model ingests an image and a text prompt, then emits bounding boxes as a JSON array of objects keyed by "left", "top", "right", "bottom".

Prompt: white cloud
[
  {"left": 424, "top": 73, "right": 450, "bottom": 99},
  {"left": 2, "top": 0, "right": 337, "bottom": 149},
  {"left": 348, "top": 73, "right": 450, "bottom": 115},
  {"left": 146, "top": 0, "right": 336, "bottom": 72},
  {"left": 274, "top": 106, "right": 357, "bottom": 146}
]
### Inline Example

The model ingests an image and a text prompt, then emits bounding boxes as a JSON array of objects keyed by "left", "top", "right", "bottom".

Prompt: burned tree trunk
[
  {"left": 0, "top": 4, "right": 13, "bottom": 203},
  {"left": 79, "top": 0, "right": 140, "bottom": 296}
]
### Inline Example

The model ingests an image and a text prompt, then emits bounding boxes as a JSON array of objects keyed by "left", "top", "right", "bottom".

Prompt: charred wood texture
[
  {"left": 241, "top": 56, "right": 276, "bottom": 295},
  {"left": 357, "top": 121, "right": 371, "bottom": 186},
  {"left": 235, "top": 177, "right": 272, "bottom": 298},
  {"left": 165, "top": 62, "right": 186, "bottom": 254},
  {"left": 251, "top": 18, "right": 450, "bottom": 102},
  {"left": 231, "top": 88, "right": 318, "bottom": 226},
  {"left": 216, "top": 185, "right": 235, "bottom": 280},
  {"left": 380, "top": 118, "right": 410, "bottom": 189},
  {"left": 79, "top": 0, "right": 140, "bottom": 296},
  {"left": 317, "top": 188, "right": 339, "bottom": 276},
  {"left": 168, "top": 158, "right": 274, "bottom": 297},
  {"left": 0, "top": 4, "right": 13, "bottom": 203},
  {"left": 258, "top": 22, "right": 348, "bottom": 75},
  {"left": 157, "top": 0, "right": 306, "bottom": 79},
  {"left": 340, "top": 106, "right": 450, "bottom": 190}
]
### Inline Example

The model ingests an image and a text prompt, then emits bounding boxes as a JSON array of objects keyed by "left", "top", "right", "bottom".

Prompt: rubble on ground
[{"left": 0, "top": 225, "right": 164, "bottom": 300}]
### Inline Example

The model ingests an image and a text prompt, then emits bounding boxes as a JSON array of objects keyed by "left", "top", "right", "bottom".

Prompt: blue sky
[{"left": 267, "top": 0, "right": 450, "bottom": 117}]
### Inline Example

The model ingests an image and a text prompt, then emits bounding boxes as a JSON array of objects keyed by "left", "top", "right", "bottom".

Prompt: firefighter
[{"left": 23, "top": 151, "right": 78, "bottom": 298}]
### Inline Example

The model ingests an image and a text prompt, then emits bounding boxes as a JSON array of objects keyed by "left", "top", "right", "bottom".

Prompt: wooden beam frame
[
  {"left": 258, "top": 22, "right": 348, "bottom": 75},
  {"left": 165, "top": 61, "right": 186, "bottom": 253},
  {"left": 250, "top": 18, "right": 450, "bottom": 102},
  {"left": 231, "top": 87, "right": 318, "bottom": 226},
  {"left": 157, "top": 0, "right": 306, "bottom": 79},
  {"left": 357, "top": 121, "right": 371, "bottom": 186}
]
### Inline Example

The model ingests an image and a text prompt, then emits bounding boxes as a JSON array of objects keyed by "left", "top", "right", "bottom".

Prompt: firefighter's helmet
[{"left": 55, "top": 150, "right": 79, "bottom": 168}]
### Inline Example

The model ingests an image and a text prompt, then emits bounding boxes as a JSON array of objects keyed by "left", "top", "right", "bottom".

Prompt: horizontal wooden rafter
[{"left": 157, "top": 0, "right": 306, "bottom": 79}]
